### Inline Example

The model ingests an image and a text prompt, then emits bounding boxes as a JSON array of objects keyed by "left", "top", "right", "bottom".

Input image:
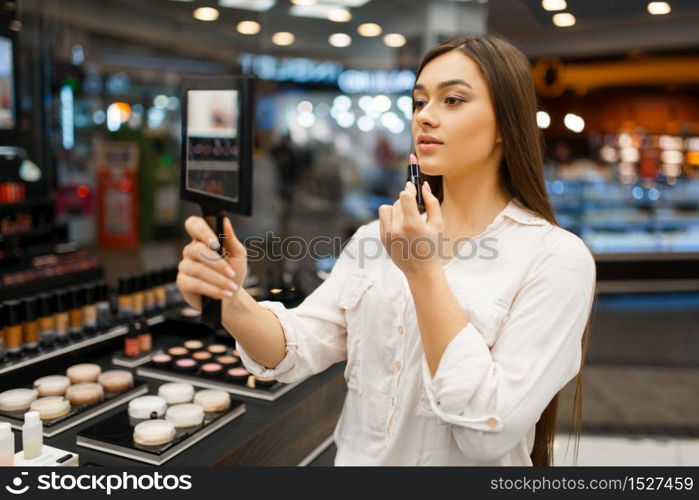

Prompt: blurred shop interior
[{"left": 0, "top": 0, "right": 698, "bottom": 466}]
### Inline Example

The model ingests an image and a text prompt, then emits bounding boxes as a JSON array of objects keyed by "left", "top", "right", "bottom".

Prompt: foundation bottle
[
  {"left": 144, "top": 271, "right": 156, "bottom": 313},
  {"left": 96, "top": 281, "right": 111, "bottom": 329},
  {"left": 132, "top": 273, "right": 145, "bottom": 316},
  {"left": 154, "top": 269, "right": 166, "bottom": 309},
  {"left": 37, "top": 293, "right": 55, "bottom": 347},
  {"left": 81, "top": 283, "right": 98, "bottom": 335},
  {"left": 137, "top": 317, "right": 152, "bottom": 352},
  {"left": 0, "top": 303, "right": 6, "bottom": 360},
  {"left": 117, "top": 276, "right": 134, "bottom": 319},
  {"left": 68, "top": 287, "right": 84, "bottom": 339},
  {"left": 52, "top": 289, "right": 70, "bottom": 343},
  {"left": 22, "top": 296, "right": 39, "bottom": 351},
  {"left": 4, "top": 300, "right": 23, "bottom": 356}
]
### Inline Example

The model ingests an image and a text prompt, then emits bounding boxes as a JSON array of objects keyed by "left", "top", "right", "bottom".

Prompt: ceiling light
[
  {"left": 193, "top": 7, "right": 220, "bottom": 21},
  {"left": 536, "top": 111, "right": 551, "bottom": 129},
  {"left": 552, "top": 12, "right": 576, "bottom": 27},
  {"left": 383, "top": 33, "right": 406, "bottom": 47},
  {"left": 357, "top": 23, "right": 382, "bottom": 37},
  {"left": 564, "top": 113, "right": 584, "bottom": 133},
  {"left": 237, "top": 20, "right": 261, "bottom": 35},
  {"left": 541, "top": 0, "right": 566, "bottom": 11},
  {"left": 647, "top": 2, "right": 671, "bottom": 15},
  {"left": 291, "top": 0, "right": 316, "bottom": 4},
  {"left": 272, "top": 32, "right": 295, "bottom": 46},
  {"left": 329, "top": 33, "right": 352, "bottom": 47},
  {"left": 218, "top": 0, "right": 276, "bottom": 11},
  {"left": 328, "top": 8, "right": 351, "bottom": 22},
  {"left": 318, "top": 0, "right": 370, "bottom": 5}
]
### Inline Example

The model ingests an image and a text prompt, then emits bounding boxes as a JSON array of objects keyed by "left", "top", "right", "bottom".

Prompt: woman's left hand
[{"left": 379, "top": 179, "right": 444, "bottom": 279}]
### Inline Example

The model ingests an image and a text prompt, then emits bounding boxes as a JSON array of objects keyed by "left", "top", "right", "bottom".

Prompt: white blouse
[{"left": 237, "top": 197, "right": 596, "bottom": 465}]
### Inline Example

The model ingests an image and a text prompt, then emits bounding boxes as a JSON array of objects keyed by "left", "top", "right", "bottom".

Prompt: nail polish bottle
[
  {"left": 124, "top": 320, "right": 141, "bottom": 357},
  {"left": 137, "top": 316, "right": 152, "bottom": 352}
]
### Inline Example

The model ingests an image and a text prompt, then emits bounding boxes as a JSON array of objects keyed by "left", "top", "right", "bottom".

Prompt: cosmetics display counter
[{"left": 2, "top": 316, "right": 347, "bottom": 466}]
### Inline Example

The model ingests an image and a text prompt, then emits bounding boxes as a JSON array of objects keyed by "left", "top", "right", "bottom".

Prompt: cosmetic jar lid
[
  {"left": 165, "top": 403, "right": 204, "bottom": 428},
  {"left": 22, "top": 296, "right": 38, "bottom": 322},
  {"left": 193, "top": 390, "right": 230, "bottom": 412},
  {"left": 132, "top": 273, "right": 144, "bottom": 292},
  {"left": 66, "top": 363, "right": 102, "bottom": 383},
  {"left": 34, "top": 375, "right": 71, "bottom": 396},
  {"left": 96, "top": 281, "right": 108, "bottom": 302},
  {"left": 65, "top": 382, "right": 104, "bottom": 404},
  {"left": 128, "top": 395, "right": 167, "bottom": 419},
  {"left": 53, "top": 289, "right": 69, "bottom": 313},
  {"left": 118, "top": 276, "right": 133, "bottom": 295},
  {"left": 98, "top": 370, "right": 134, "bottom": 390},
  {"left": 3, "top": 299, "right": 22, "bottom": 326},
  {"left": 82, "top": 283, "right": 96, "bottom": 304},
  {"left": 133, "top": 419, "right": 175, "bottom": 446},
  {"left": 68, "top": 286, "right": 83, "bottom": 309},
  {"left": 157, "top": 382, "right": 194, "bottom": 404},
  {"left": 30, "top": 396, "right": 71, "bottom": 420},
  {"left": 0, "top": 388, "right": 38, "bottom": 411},
  {"left": 37, "top": 293, "right": 53, "bottom": 317}
]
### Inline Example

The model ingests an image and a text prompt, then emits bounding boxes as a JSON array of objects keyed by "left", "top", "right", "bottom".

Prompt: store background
[{"left": 1, "top": 0, "right": 698, "bottom": 465}]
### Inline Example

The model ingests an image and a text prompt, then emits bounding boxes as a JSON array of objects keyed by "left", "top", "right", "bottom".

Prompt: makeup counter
[{"left": 0, "top": 261, "right": 346, "bottom": 467}]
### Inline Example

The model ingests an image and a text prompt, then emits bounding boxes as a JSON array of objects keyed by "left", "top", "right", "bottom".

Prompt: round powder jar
[
  {"left": 66, "top": 383, "right": 104, "bottom": 406},
  {"left": 183, "top": 340, "right": 204, "bottom": 350},
  {"left": 165, "top": 403, "right": 204, "bottom": 428},
  {"left": 66, "top": 363, "right": 102, "bottom": 384},
  {"left": 128, "top": 395, "right": 167, "bottom": 420},
  {"left": 0, "top": 388, "right": 38, "bottom": 412},
  {"left": 33, "top": 375, "right": 71, "bottom": 397},
  {"left": 29, "top": 397, "right": 71, "bottom": 420},
  {"left": 193, "top": 390, "right": 230, "bottom": 413},
  {"left": 98, "top": 370, "right": 134, "bottom": 393},
  {"left": 174, "top": 358, "right": 197, "bottom": 372},
  {"left": 157, "top": 382, "right": 194, "bottom": 404},
  {"left": 133, "top": 419, "right": 176, "bottom": 447},
  {"left": 151, "top": 353, "right": 172, "bottom": 367}
]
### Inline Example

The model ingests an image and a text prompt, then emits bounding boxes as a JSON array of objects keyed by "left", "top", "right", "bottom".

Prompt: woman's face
[{"left": 411, "top": 50, "right": 501, "bottom": 177}]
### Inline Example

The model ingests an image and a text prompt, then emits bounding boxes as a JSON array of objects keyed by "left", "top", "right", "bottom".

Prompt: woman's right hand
[{"left": 177, "top": 216, "right": 248, "bottom": 311}]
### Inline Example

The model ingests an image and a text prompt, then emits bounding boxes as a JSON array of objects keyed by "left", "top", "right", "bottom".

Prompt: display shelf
[{"left": 0, "top": 314, "right": 166, "bottom": 377}]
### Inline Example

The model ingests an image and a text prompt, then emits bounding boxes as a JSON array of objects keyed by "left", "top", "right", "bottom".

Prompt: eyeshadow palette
[
  {"left": 0, "top": 381, "right": 148, "bottom": 438},
  {"left": 135, "top": 342, "right": 304, "bottom": 401},
  {"left": 76, "top": 386, "right": 245, "bottom": 465}
]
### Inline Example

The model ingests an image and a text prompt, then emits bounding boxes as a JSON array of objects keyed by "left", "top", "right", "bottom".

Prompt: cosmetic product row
[
  {"left": 0, "top": 281, "right": 111, "bottom": 360},
  {"left": 116, "top": 267, "right": 181, "bottom": 320}
]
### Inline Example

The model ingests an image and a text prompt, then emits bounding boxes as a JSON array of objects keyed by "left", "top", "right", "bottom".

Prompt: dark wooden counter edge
[{"left": 214, "top": 370, "right": 347, "bottom": 466}]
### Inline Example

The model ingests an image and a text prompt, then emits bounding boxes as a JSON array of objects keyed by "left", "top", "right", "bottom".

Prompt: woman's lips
[{"left": 417, "top": 143, "right": 442, "bottom": 152}]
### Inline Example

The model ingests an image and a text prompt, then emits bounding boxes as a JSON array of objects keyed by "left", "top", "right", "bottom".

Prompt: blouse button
[
  {"left": 486, "top": 417, "right": 498, "bottom": 428},
  {"left": 397, "top": 326, "right": 404, "bottom": 335},
  {"left": 395, "top": 361, "right": 402, "bottom": 372}
]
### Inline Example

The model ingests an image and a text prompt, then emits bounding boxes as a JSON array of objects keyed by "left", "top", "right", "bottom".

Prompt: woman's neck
[{"left": 439, "top": 167, "right": 511, "bottom": 240}]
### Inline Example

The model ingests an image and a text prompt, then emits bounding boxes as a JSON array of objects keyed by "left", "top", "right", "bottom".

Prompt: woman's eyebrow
[{"left": 413, "top": 79, "right": 473, "bottom": 93}]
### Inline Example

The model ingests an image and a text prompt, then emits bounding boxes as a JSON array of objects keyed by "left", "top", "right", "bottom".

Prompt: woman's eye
[
  {"left": 444, "top": 96, "right": 463, "bottom": 105},
  {"left": 412, "top": 100, "right": 426, "bottom": 110}
]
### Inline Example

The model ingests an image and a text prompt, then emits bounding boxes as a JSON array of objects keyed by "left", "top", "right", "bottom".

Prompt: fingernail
[
  {"left": 405, "top": 181, "right": 411, "bottom": 189},
  {"left": 228, "top": 281, "right": 239, "bottom": 292},
  {"left": 224, "top": 267, "right": 236, "bottom": 279},
  {"left": 222, "top": 290, "right": 233, "bottom": 297},
  {"left": 409, "top": 153, "right": 418, "bottom": 164},
  {"left": 209, "top": 238, "right": 220, "bottom": 251},
  {"left": 424, "top": 181, "right": 431, "bottom": 193}
]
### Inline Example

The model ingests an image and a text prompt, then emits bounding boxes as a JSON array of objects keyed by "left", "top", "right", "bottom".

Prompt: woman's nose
[{"left": 415, "top": 105, "right": 438, "bottom": 129}]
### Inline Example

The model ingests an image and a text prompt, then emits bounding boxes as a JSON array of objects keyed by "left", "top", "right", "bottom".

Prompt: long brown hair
[{"left": 415, "top": 35, "right": 595, "bottom": 466}]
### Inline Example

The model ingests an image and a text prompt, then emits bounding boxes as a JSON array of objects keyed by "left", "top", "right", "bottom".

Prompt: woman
[{"left": 176, "top": 35, "right": 596, "bottom": 466}]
